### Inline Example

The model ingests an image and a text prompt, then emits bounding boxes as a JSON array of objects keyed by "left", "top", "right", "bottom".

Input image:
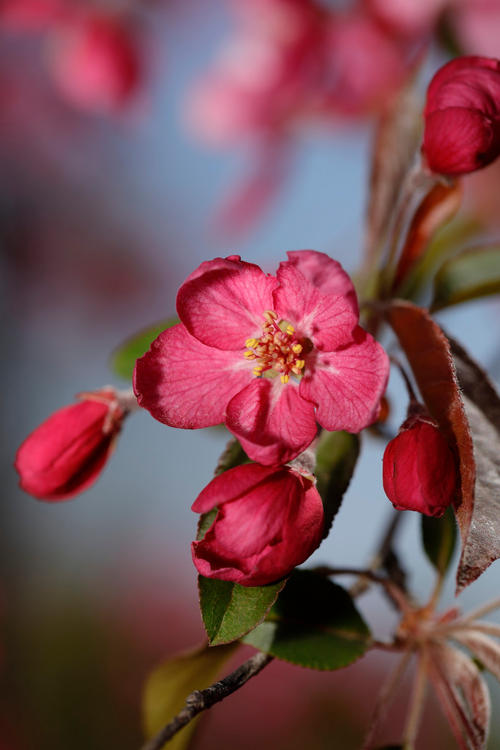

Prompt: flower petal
[
  {"left": 192, "top": 467, "right": 324, "bottom": 586},
  {"left": 300, "top": 326, "right": 389, "bottom": 432},
  {"left": 286, "top": 250, "right": 359, "bottom": 315},
  {"left": 192, "top": 463, "right": 277, "bottom": 513},
  {"left": 226, "top": 377, "right": 317, "bottom": 465},
  {"left": 133, "top": 324, "right": 251, "bottom": 428},
  {"left": 177, "top": 256, "right": 277, "bottom": 350},
  {"left": 273, "top": 262, "right": 357, "bottom": 350},
  {"left": 424, "top": 107, "right": 495, "bottom": 175}
]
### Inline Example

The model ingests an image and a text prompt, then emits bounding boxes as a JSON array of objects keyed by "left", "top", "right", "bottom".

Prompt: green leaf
[
  {"left": 198, "top": 576, "right": 286, "bottom": 646},
  {"left": 315, "top": 430, "right": 360, "bottom": 538},
  {"left": 110, "top": 317, "right": 179, "bottom": 380},
  {"left": 242, "top": 570, "right": 371, "bottom": 670},
  {"left": 143, "top": 642, "right": 237, "bottom": 750},
  {"left": 431, "top": 246, "right": 500, "bottom": 311},
  {"left": 421, "top": 506, "right": 457, "bottom": 577},
  {"left": 214, "top": 438, "right": 248, "bottom": 476}
]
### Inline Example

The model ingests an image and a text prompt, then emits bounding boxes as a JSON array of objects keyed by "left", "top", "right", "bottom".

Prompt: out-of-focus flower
[
  {"left": 15, "top": 387, "right": 130, "bottom": 501},
  {"left": 452, "top": 0, "right": 500, "bottom": 59},
  {"left": 383, "top": 405, "right": 457, "bottom": 516},
  {"left": 45, "top": 14, "right": 140, "bottom": 113},
  {"left": 366, "top": 0, "right": 446, "bottom": 37},
  {"left": 191, "top": 462, "right": 324, "bottom": 586},
  {"left": 0, "top": 0, "right": 62, "bottom": 30},
  {"left": 320, "top": 12, "right": 409, "bottom": 117},
  {"left": 134, "top": 250, "right": 389, "bottom": 466},
  {"left": 423, "top": 55, "right": 500, "bottom": 175}
]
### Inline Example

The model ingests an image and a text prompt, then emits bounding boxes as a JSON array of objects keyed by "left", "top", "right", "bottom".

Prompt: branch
[
  {"left": 349, "top": 509, "right": 407, "bottom": 602},
  {"left": 140, "top": 651, "right": 273, "bottom": 750}
]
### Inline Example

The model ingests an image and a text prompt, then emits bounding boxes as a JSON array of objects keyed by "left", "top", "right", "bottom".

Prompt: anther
[
  {"left": 244, "top": 351, "right": 256, "bottom": 359},
  {"left": 281, "top": 375, "right": 289, "bottom": 384},
  {"left": 292, "top": 343, "right": 303, "bottom": 354},
  {"left": 245, "top": 338, "right": 258, "bottom": 348},
  {"left": 286, "top": 324, "right": 295, "bottom": 335}
]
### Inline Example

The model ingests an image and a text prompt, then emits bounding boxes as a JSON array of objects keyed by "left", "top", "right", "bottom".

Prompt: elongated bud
[
  {"left": 15, "top": 387, "right": 134, "bottom": 501},
  {"left": 382, "top": 405, "right": 457, "bottom": 517}
]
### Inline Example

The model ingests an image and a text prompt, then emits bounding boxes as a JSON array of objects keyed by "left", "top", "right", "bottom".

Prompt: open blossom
[
  {"left": 191, "top": 463, "right": 324, "bottom": 586},
  {"left": 423, "top": 55, "right": 500, "bottom": 175},
  {"left": 15, "top": 388, "right": 125, "bottom": 501},
  {"left": 134, "top": 250, "right": 389, "bottom": 465},
  {"left": 383, "top": 405, "right": 457, "bottom": 516}
]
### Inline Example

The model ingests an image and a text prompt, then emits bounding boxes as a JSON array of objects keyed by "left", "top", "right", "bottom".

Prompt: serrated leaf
[
  {"left": 431, "top": 246, "right": 500, "bottom": 311},
  {"left": 110, "top": 317, "right": 179, "bottom": 380},
  {"left": 242, "top": 570, "right": 371, "bottom": 671},
  {"left": 449, "top": 337, "right": 500, "bottom": 591},
  {"left": 198, "top": 576, "right": 286, "bottom": 646},
  {"left": 421, "top": 506, "right": 457, "bottom": 577},
  {"left": 143, "top": 642, "right": 237, "bottom": 750},
  {"left": 315, "top": 430, "right": 360, "bottom": 539},
  {"left": 385, "top": 302, "right": 476, "bottom": 592}
]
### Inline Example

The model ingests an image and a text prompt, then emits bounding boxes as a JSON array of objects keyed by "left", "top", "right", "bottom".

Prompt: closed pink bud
[
  {"left": 423, "top": 56, "right": 500, "bottom": 175},
  {"left": 15, "top": 389, "right": 124, "bottom": 501},
  {"left": 192, "top": 463, "right": 324, "bottom": 587},
  {"left": 382, "top": 409, "right": 457, "bottom": 517}
]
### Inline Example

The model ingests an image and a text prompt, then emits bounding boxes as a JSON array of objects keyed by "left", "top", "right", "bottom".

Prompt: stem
[
  {"left": 402, "top": 650, "right": 428, "bottom": 750},
  {"left": 361, "top": 651, "right": 413, "bottom": 750},
  {"left": 350, "top": 509, "right": 406, "bottom": 600},
  {"left": 316, "top": 566, "right": 411, "bottom": 613},
  {"left": 139, "top": 651, "right": 273, "bottom": 750}
]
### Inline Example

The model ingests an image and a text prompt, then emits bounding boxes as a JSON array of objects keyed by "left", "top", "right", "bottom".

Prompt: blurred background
[{"left": 2, "top": 0, "right": 500, "bottom": 747}]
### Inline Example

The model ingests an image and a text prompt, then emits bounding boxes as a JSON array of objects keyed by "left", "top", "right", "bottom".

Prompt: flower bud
[
  {"left": 423, "top": 56, "right": 500, "bottom": 175},
  {"left": 15, "top": 388, "right": 124, "bottom": 501},
  {"left": 192, "top": 463, "right": 324, "bottom": 587},
  {"left": 383, "top": 408, "right": 457, "bottom": 517}
]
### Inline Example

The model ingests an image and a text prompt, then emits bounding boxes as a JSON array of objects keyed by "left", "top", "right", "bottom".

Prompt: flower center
[{"left": 243, "top": 310, "right": 307, "bottom": 384}]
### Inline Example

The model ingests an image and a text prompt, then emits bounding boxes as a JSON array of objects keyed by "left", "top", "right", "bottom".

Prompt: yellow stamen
[
  {"left": 244, "top": 350, "right": 256, "bottom": 358},
  {"left": 253, "top": 366, "right": 264, "bottom": 376},
  {"left": 245, "top": 338, "right": 258, "bottom": 348},
  {"left": 295, "top": 359, "right": 305, "bottom": 369},
  {"left": 280, "top": 374, "right": 289, "bottom": 384},
  {"left": 286, "top": 324, "right": 295, "bottom": 335},
  {"left": 292, "top": 343, "right": 303, "bottom": 354}
]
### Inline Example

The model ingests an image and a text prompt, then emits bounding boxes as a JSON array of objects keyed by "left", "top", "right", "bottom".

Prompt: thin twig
[
  {"left": 350, "top": 509, "right": 406, "bottom": 601},
  {"left": 140, "top": 651, "right": 273, "bottom": 750},
  {"left": 313, "top": 566, "right": 410, "bottom": 613}
]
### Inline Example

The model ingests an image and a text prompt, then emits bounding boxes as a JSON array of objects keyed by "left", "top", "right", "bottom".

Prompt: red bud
[
  {"left": 383, "top": 409, "right": 457, "bottom": 517},
  {"left": 15, "top": 389, "right": 124, "bottom": 501},
  {"left": 423, "top": 56, "right": 500, "bottom": 176}
]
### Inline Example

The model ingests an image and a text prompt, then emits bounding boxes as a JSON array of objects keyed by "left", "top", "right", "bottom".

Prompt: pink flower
[
  {"left": 191, "top": 463, "right": 324, "bottom": 586},
  {"left": 134, "top": 250, "right": 389, "bottom": 465},
  {"left": 46, "top": 14, "right": 140, "bottom": 113},
  {"left": 423, "top": 56, "right": 500, "bottom": 175},
  {"left": 383, "top": 406, "right": 457, "bottom": 517},
  {"left": 15, "top": 388, "right": 124, "bottom": 501}
]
